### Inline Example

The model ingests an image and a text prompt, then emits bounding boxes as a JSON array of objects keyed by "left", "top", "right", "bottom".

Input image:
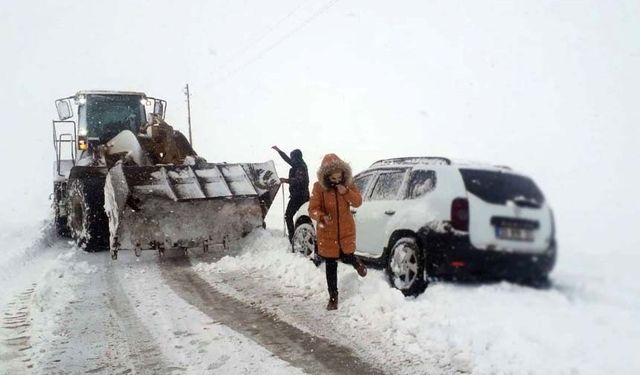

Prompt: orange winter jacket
[{"left": 308, "top": 154, "right": 362, "bottom": 259}]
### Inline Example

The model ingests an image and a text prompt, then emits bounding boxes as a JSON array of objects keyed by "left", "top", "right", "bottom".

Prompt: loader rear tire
[
  {"left": 67, "top": 178, "right": 109, "bottom": 252},
  {"left": 53, "top": 182, "right": 71, "bottom": 237},
  {"left": 55, "top": 212, "right": 70, "bottom": 237}
]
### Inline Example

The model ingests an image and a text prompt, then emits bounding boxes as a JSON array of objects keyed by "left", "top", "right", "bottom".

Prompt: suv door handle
[{"left": 384, "top": 210, "right": 396, "bottom": 215}]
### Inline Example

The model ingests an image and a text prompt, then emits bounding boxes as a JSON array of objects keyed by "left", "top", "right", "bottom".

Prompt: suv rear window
[
  {"left": 407, "top": 170, "right": 436, "bottom": 199},
  {"left": 459, "top": 169, "right": 545, "bottom": 207}
]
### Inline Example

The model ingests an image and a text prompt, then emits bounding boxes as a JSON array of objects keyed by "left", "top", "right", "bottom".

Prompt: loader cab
[
  {"left": 78, "top": 93, "right": 147, "bottom": 142},
  {"left": 52, "top": 90, "right": 167, "bottom": 176},
  {"left": 76, "top": 92, "right": 165, "bottom": 143},
  {"left": 54, "top": 90, "right": 167, "bottom": 146}
]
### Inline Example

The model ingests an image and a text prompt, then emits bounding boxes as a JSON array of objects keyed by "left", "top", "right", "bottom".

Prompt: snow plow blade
[{"left": 104, "top": 160, "right": 280, "bottom": 258}]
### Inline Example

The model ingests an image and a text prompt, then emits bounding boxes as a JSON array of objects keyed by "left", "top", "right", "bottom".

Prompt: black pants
[
  {"left": 325, "top": 252, "right": 358, "bottom": 294},
  {"left": 285, "top": 196, "right": 308, "bottom": 244}
]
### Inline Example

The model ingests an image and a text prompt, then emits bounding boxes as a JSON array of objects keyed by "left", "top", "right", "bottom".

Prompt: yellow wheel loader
[{"left": 52, "top": 91, "right": 280, "bottom": 259}]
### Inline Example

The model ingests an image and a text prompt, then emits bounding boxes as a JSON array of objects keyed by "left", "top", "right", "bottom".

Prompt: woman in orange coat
[{"left": 308, "top": 153, "right": 367, "bottom": 310}]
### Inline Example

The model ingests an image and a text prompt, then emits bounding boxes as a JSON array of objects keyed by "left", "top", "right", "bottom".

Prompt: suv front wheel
[
  {"left": 293, "top": 221, "right": 316, "bottom": 259},
  {"left": 387, "top": 237, "right": 428, "bottom": 296}
]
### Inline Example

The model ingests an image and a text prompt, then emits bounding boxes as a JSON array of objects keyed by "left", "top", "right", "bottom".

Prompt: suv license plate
[{"left": 495, "top": 227, "right": 534, "bottom": 242}]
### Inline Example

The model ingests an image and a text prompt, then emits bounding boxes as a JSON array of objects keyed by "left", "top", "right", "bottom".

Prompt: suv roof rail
[
  {"left": 494, "top": 165, "right": 512, "bottom": 170},
  {"left": 370, "top": 157, "right": 452, "bottom": 167}
]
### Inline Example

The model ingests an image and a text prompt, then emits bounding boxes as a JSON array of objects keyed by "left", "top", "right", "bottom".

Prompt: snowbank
[{"left": 0, "top": 219, "right": 60, "bottom": 309}]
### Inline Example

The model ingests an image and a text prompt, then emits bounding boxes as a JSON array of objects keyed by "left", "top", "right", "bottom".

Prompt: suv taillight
[{"left": 451, "top": 198, "right": 469, "bottom": 231}]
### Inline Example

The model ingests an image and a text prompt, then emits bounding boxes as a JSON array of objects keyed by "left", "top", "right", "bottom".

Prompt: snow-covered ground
[
  {"left": 193, "top": 229, "right": 640, "bottom": 375},
  {"left": 1, "top": 214, "right": 639, "bottom": 374},
  {"left": 0, "top": 223, "right": 308, "bottom": 374},
  {"left": 0, "top": 220, "right": 59, "bottom": 311}
]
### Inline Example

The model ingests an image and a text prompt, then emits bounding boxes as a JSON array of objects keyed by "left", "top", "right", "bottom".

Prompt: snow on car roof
[
  {"left": 370, "top": 157, "right": 512, "bottom": 170},
  {"left": 369, "top": 157, "right": 452, "bottom": 167},
  {"left": 450, "top": 159, "right": 513, "bottom": 171}
]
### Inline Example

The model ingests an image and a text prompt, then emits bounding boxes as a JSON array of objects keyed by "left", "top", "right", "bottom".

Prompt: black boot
[
  {"left": 354, "top": 259, "right": 367, "bottom": 277},
  {"left": 326, "top": 291, "right": 338, "bottom": 311},
  {"left": 289, "top": 236, "right": 295, "bottom": 253}
]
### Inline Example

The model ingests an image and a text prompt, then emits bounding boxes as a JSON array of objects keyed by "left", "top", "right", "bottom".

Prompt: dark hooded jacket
[{"left": 276, "top": 148, "right": 310, "bottom": 199}]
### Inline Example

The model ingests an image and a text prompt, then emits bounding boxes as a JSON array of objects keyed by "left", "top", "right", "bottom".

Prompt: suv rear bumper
[{"left": 418, "top": 229, "right": 556, "bottom": 282}]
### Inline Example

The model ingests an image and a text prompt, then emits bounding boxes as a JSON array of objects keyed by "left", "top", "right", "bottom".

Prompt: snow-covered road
[
  {"left": 162, "top": 256, "right": 383, "bottom": 374},
  {"left": 193, "top": 230, "right": 640, "bottom": 375},
  {"left": 1, "top": 224, "right": 639, "bottom": 374},
  {"left": 0, "top": 226, "right": 380, "bottom": 374}
]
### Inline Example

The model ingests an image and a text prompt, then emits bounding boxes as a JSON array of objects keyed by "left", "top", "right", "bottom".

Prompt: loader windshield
[{"left": 84, "top": 94, "right": 146, "bottom": 141}]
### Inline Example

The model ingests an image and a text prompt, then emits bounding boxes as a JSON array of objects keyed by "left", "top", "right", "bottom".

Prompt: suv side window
[
  {"left": 370, "top": 171, "right": 405, "bottom": 201},
  {"left": 407, "top": 170, "right": 436, "bottom": 199},
  {"left": 354, "top": 174, "right": 374, "bottom": 199}
]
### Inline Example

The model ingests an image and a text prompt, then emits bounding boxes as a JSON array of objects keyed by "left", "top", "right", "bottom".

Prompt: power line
[
  {"left": 212, "top": 0, "right": 341, "bottom": 86},
  {"left": 215, "top": 0, "right": 318, "bottom": 74}
]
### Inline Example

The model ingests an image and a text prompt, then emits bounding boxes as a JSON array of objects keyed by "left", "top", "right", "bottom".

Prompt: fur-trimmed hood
[{"left": 316, "top": 153, "right": 353, "bottom": 190}]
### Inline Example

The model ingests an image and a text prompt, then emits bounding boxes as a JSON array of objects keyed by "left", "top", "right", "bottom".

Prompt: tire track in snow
[
  {"left": 103, "top": 258, "right": 170, "bottom": 373},
  {"left": 0, "top": 285, "right": 36, "bottom": 372},
  {"left": 160, "top": 256, "right": 387, "bottom": 375},
  {"left": 3, "top": 249, "right": 170, "bottom": 374}
]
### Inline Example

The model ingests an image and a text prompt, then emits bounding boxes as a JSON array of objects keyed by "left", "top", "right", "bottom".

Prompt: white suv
[{"left": 292, "top": 157, "right": 556, "bottom": 295}]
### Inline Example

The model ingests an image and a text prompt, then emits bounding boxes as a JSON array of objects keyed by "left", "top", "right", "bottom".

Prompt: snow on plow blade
[{"left": 104, "top": 161, "right": 280, "bottom": 258}]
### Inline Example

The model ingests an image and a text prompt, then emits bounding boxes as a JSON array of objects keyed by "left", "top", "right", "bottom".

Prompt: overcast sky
[{"left": 1, "top": 0, "right": 638, "bottom": 255}]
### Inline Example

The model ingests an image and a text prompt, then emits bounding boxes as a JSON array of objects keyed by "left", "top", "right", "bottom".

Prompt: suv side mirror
[{"left": 55, "top": 99, "right": 73, "bottom": 120}]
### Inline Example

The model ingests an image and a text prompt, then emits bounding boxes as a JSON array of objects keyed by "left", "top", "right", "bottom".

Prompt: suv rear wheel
[{"left": 387, "top": 237, "right": 427, "bottom": 296}]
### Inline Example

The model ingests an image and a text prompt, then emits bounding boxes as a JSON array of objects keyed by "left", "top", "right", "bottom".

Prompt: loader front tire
[{"left": 67, "top": 179, "right": 109, "bottom": 252}]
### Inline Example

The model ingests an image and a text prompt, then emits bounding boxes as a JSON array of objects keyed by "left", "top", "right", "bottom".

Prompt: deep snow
[
  {"left": 193, "top": 229, "right": 640, "bottom": 375},
  {"left": 1, "top": 225, "right": 308, "bottom": 374},
  {"left": 1, "top": 213, "right": 639, "bottom": 374}
]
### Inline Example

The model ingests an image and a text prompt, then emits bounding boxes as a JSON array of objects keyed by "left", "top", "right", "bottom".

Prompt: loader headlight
[{"left": 78, "top": 136, "right": 88, "bottom": 151}]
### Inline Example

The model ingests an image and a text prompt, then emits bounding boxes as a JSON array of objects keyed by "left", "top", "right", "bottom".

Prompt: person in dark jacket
[{"left": 272, "top": 146, "right": 310, "bottom": 246}]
